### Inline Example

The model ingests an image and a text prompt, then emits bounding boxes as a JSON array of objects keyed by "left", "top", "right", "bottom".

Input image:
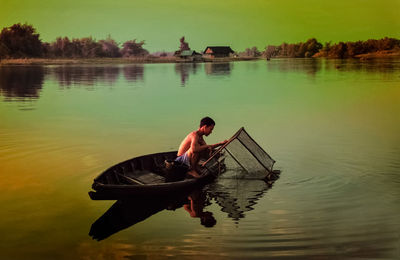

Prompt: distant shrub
[
  {"left": 263, "top": 38, "right": 322, "bottom": 58},
  {"left": 120, "top": 40, "right": 149, "bottom": 57},
  {"left": 319, "top": 37, "right": 400, "bottom": 58},
  {"left": 0, "top": 23, "right": 43, "bottom": 58}
]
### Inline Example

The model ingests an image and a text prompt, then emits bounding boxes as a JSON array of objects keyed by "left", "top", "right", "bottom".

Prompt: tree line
[
  {"left": 264, "top": 37, "right": 400, "bottom": 58},
  {"left": 0, "top": 23, "right": 148, "bottom": 59},
  {"left": 1, "top": 23, "right": 399, "bottom": 60},
  {"left": 316, "top": 38, "right": 400, "bottom": 58}
]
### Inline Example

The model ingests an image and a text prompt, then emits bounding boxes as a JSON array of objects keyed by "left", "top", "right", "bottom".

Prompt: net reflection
[
  {"left": 0, "top": 66, "right": 44, "bottom": 100},
  {"left": 205, "top": 62, "right": 232, "bottom": 75},
  {"left": 205, "top": 176, "right": 279, "bottom": 222},
  {"left": 174, "top": 63, "right": 198, "bottom": 86},
  {"left": 50, "top": 66, "right": 120, "bottom": 88}
]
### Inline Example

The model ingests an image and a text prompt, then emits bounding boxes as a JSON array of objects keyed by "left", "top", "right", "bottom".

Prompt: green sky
[{"left": 1, "top": 0, "right": 399, "bottom": 52}]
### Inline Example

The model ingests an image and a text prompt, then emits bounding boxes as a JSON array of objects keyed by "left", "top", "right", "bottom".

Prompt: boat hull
[{"left": 89, "top": 151, "right": 219, "bottom": 200}]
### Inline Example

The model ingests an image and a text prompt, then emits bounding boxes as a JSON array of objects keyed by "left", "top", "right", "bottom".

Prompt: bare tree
[
  {"left": 120, "top": 39, "right": 149, "bottom": 57},
  {"left": 179, "top": 37, "right": 190, "bottom": 51}
]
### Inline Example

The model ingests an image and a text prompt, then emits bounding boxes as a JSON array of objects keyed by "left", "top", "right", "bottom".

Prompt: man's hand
[
  {"left": 210, "top": 140, "right": 228, "bottom": 150},
  {"left": 219, "top": 140, "right": 228, "bottom": 146}
]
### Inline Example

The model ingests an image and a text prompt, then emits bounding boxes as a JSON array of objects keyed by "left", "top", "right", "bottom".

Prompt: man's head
[{"left": 199, "top": 117, "right": 215, "bottom": 136}]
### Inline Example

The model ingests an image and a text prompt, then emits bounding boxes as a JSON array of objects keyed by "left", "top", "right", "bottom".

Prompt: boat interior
[{"left": 96, "top": 152, "right": 178, "bottom": 186}]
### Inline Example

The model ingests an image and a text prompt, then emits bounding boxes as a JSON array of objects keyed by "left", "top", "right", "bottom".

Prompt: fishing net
[{"left": 203, "top": 127, "right": 275, "bottom": 179}]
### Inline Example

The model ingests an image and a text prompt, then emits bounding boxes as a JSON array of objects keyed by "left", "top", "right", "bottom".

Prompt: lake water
[{"left": 0, "top": 59, "right": 399, "bottom": 259}]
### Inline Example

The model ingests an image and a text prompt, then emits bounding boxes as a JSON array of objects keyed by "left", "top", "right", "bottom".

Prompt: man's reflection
[{"left": 184, "top": 189, "right": 216, "bottom": 228}]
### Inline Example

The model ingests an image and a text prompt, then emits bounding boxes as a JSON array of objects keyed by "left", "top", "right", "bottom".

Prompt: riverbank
[
  {"left": 312, "top": 49, "right": 400, "bottom": 59},
  {"left": 0, "top": 56, "right": 259, "bottom": 65},
  {"left": 354, "top": 50, "right": 400, "bottom": 59},
  {"left": 0, "top": 57, "right": 176, "bottom": 65},
  {"left": 2, "top": 52, "right": 398, "bottom": 65}
]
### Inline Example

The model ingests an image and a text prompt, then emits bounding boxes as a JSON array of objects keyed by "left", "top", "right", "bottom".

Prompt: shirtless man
[{"left": 175, "top": 117, "right": 227, "bottom": 178}]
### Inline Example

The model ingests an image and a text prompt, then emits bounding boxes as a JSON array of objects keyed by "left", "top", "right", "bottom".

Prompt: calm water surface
[{"left": 0, "top": 59, "right": 399, "bottom": 259}]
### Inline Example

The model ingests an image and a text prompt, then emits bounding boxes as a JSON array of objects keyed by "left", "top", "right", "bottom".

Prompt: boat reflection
[
  {"left": 89, "top": 189, "right": 210, "bottom": 241},
  {"left": 89, "top": 173, "right": 279, "bottom": 241}
]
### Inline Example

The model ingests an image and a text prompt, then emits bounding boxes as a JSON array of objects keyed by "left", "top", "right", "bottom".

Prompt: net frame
[{"left": 202, "top": 127, "right": 275, "bottom": 174}]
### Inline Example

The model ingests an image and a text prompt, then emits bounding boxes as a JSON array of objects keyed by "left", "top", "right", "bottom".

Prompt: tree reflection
[
  {"left": 266, "top": 58, "right": 321, "bottom": 76},
  {"left": 266, "top": 58, "right": 400, "bottom": 76},
  {"left": 122, "top": 65, "right": 144, "bottom": 82},
  {"left": 174, "top": 63, "right": 198, "bottom": 86},
  {"left": 325, "top": 58, "right": 400, "bottom": 73},
  {"left": 51, "top": 65, "right": 120, "bottom": 88},
  {"left": 0, "top": 65, "right": 44, "bottom": 100}
]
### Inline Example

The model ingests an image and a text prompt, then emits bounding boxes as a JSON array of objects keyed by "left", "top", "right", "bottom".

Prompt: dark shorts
[{"left": 175, "top": 152, "right": 190, "bottom": 167}]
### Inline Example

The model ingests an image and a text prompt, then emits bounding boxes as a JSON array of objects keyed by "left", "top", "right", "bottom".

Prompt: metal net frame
[{"left": 203, "top": 127, "right": 275, "bottom": 177}]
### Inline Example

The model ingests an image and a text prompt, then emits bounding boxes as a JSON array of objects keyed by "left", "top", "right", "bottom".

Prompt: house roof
[
  {"left": 203, "top": 46, "right": 234, "bottom": 54},
  {"left": 180, "top": 50, "right": 199, "bottom": 56}
]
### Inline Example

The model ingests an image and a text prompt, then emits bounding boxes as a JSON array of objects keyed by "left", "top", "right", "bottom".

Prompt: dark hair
[{"left": 200, "top": 117, "right": 215, "bottom": 127}]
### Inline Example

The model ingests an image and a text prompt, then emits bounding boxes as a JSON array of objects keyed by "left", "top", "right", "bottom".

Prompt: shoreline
[
  {"left": 354, "top": 50, "right": 400, "bottom": 59},
  {"left": 0, "top": 57, "right": 259, "bottom": 65},
  {"left": 1, "top": 51, "right": 399, "bottom": 66},
  {"left": 312, "top": 49, "right": 400, "bottom": 59}
]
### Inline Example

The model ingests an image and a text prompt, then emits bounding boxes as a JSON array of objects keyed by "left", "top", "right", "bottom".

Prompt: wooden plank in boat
[
  {"left": 135, "top": 172, "right": 166, "bottom": 184},
  {"left": 117, "top": 173, "right": 145, "bottom": 185}
]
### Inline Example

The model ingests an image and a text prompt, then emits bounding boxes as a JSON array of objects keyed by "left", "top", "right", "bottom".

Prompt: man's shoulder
[{"left": 187, "top": 131, "right": 200, "bottom": 140}]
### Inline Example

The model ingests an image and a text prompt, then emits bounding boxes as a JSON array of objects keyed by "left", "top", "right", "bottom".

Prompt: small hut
[
  {"left": 203, "top": 46, "right": 234, "bottom": 58},
  {"left": 179, "top": 50, "right": 202, "bottom": 61}
]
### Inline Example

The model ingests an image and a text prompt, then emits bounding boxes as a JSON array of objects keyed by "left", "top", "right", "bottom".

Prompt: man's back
[{"left": 177, "top": 131, "right": 204, "bottom": 156}]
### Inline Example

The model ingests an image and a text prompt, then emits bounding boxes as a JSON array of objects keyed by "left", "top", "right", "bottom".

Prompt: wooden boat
[
  {"left": 89, "top": 151, "right": 225, "bottom": 200},
  {"left": 89, "top": 127, "right": 277, "bottom": 200}
]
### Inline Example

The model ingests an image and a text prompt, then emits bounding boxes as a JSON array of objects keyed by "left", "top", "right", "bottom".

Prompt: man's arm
[
  {"left": 209, "top": 140, "right": 228, "bottom": 149},
  {"left": 191, "top": 136, "right": 227, "bottom": 153}
]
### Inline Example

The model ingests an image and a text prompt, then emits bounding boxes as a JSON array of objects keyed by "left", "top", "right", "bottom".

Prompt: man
[{"left": 175, "top": 117, "right": 227, "bottom": 178}]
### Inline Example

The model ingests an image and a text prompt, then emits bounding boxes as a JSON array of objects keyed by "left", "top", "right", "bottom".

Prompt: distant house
[
  {"left": 203, "top": 46, "right": 234, "bottom": 58},
  {"left": 174, "top": 50, "right": 202, "bottom": 61}
]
